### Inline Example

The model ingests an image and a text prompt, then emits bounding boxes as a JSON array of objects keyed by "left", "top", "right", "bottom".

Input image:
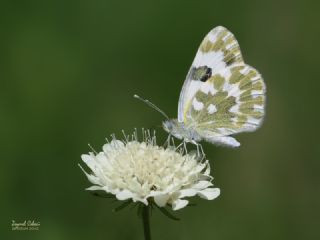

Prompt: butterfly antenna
[{"left": 134, "top": 94, "right": 169, "bottom": 120}]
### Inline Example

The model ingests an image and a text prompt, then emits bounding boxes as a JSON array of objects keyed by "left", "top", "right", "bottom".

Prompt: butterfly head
[
  {"left": 162, "top": 119, "right": 201, "bottom": 142},
  {"left": 163, "top": 119, "right": 178, "bottom": 136}
]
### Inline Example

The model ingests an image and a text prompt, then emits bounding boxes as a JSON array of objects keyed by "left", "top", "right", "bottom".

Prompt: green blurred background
[{"left": 1, "top": 0, "right": 319, "bottom": 239}]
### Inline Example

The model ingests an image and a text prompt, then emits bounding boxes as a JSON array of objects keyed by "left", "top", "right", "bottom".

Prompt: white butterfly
[{"left": 135, "top": 26, "right": 266, "bottom": 148}]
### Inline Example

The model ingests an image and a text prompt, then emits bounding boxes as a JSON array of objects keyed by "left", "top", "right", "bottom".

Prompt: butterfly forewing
[
  {"left": 178, "top": 26, "right": 244, "bottom": 122},
  {"left": 193, "top": 26, "right": 243, "bottom": 70}
]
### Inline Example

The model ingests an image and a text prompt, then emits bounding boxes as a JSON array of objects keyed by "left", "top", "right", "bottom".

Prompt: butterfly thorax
[{"left": 162, "top": 119, "right": 202, "bottom": 143}]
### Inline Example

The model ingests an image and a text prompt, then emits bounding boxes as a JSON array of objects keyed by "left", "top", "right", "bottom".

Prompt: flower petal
[
  {"left": 198, "top": 188, "right": 220, "bottom": 200},
  {"left": 86, "top": 185, "right": 103, "bottom": 191},
  {"left": 96, "top": 153, "right": 107, "bottom": 164},
  {"left": 81, "top": 154, "right": 96, "bottom": 170},
  {"left": 154, "top": 194, "right": 170, "bottom": 207},
  {"left": 78, "top": 164, "right": 101, "bottom": 185},
  {"left": 103, "top": 140, "right": 124, "bottom": 153},
  {"left": 116, "top": 190, "right": 134, "bottom": 201},
  {"left": 178, "top": 188, "right": 198, "bottom": 198},
  {"left": 172, "top": 199, "right": 189, "bottom": 211},
  {"left": 191, "top": 180, "right": 213, "bottom": 189}
]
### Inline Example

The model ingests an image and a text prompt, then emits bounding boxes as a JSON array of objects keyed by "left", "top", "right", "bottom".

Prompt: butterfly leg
[
  {"left": 164, "top": 134, "right": 172, "bottom": 148},
  {"left": 198, "top": 143, "right": 205, "bottom": 161},
  {"left": 176, "top": 141, "right": 184, "bottom": 151},
  {"left": 191, "top": 140, "right": 205, "bottom": 160},
  {"left": 195, "top": 143, "right": 200, "bottom": 157},
  {"left": 197, "top": 143, "right": 206, "bottom": 161},
  {"left": 183, "top": 140, "right": 188, "bottom": 155}
]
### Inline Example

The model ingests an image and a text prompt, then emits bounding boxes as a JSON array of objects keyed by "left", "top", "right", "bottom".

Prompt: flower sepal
[{"left": 90, "top": 190, "right": 115, "bottom": 199}]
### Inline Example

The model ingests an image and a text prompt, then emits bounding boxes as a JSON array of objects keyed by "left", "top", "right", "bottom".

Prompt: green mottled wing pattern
[
  {"left": 176, "top": 26, "right": 266, "bottom": 146},
  {"left": 198, "top": 26, "right": 244, "bottom": 67},
  {"left": 185, "top": 65, "right": 265, "bottom": 136},
  {"left": 178, "top": 26, "right": 245, "bottom": 122}
]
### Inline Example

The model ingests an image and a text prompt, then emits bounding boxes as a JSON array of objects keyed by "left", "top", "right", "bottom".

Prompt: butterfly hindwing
[{"left": 185, "top": 64, "right": 266, "bottom": 144}]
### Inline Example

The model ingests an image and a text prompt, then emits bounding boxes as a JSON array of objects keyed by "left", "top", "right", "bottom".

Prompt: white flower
[{"left": 79, "top": 131, "right": 220, "bottom": 211}]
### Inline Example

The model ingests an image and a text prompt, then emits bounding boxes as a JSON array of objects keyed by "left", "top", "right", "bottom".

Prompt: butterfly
[{"left": 135, "top": 26, "right": 266, "bottom": 147}]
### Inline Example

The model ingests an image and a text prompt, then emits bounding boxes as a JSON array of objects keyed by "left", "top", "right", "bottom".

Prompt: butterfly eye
[{"left": 163, "top": 120, "right": 173, "bottom": 132}]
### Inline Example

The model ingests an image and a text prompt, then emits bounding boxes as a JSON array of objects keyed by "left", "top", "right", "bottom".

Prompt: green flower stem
[{"left": 142, "top": 205, "right": 151, "bottom": 240}]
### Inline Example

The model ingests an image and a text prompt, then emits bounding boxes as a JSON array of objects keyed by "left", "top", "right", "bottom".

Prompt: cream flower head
[{"left": 79, "top": 130, "right": 220, "bottom": 211}]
